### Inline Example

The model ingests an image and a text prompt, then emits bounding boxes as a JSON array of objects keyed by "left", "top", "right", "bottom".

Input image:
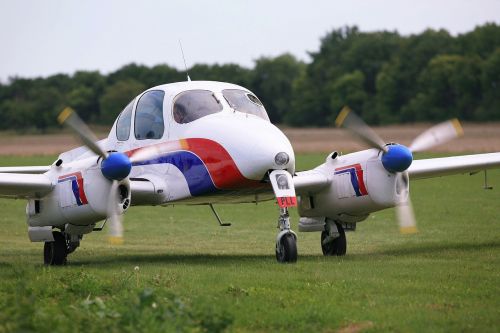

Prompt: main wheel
[
  {"left": 44, "top": 231, "right": 68, "bottom": 265},
  {"left": 275, "top": 233, "right": 297, "bottom": 263},
  {"left": 321, "top": 223, "right": 346, "bottom": 256}
]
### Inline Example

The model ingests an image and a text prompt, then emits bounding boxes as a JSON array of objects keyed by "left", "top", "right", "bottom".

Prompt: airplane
[{"left": 1, "top": 80, "right": 499, "bottom": 265}]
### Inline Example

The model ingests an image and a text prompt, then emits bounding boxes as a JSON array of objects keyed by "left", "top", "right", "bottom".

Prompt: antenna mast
[{"left": 178, "top": 40, "right": 191, "bottom": 82}]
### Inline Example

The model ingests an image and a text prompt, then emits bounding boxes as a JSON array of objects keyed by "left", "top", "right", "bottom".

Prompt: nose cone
[
  {"left": 186, "top": 113, "right": 295, "bottom": 180},
  {"left": 101, "top": 152, "right": 132, "bottom": 180},
  {"left": 381, "top": 144, "right": 413, "bottom": 173}
]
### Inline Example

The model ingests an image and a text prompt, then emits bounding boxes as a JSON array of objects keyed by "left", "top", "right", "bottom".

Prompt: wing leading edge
[
  {"left": 0, "top": 166, "right": 51, "bottom": 174},
  {"left": 0, "top": 173, "right": 53, "bottom": 198},
  {"left": 409, "top": 152, "right": 500, "bottom": 180}
]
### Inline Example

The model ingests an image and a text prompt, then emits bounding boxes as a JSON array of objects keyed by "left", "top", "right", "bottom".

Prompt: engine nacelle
[
  {"left": 298, "top": 149, "right": 408, "bottom": 224},
  {"left": 26, "top": 157, "right": 131, "bottom": 233}
]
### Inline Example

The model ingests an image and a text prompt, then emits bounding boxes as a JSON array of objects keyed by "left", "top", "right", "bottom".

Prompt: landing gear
[
  {"left": 321, "top": 221, "right": 346, "bottom": 256},
  {"left": 43, "top": 231, "right": 67, "bottom": 265},
  {"left": 275, "top": 208, "right": 297, "bottom": 263}
]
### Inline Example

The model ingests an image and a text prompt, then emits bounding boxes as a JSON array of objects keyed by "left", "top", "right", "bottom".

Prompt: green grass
[{"left": 0, "top": 154, "right": 499, "bottom": 332}]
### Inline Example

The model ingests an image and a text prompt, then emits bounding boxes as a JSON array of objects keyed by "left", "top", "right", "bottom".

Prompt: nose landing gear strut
[
  {"left": 269, "top": 170, "right": 298, "bottom": 263},
  {"left": 275, "top": 207, "right": 297, "bottom": 263}
]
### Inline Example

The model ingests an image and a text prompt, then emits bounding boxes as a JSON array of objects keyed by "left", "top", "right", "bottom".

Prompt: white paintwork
[
  {"left": 0, "top": 173, "right": 53, "bottom": 198},
  {"left": 27, "top": 226, "right": 54, "bottom": 242},
  {"left": 409, "top": 153, "right": 500, "bottom": 179},
  {"left": 0, "top": 166, "right": 51, "bottom": 174}
]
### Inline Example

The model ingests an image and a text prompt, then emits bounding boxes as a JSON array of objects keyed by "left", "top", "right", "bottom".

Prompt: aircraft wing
[
  {"left": 0, "top": 173, "right": 54, "bottom": 199},
  {"left": 0, "top": 166, "right": 51, "bottom": 174},
  {"left": 293, "top": 170, "right": 330, "bottom": 194},
  {"left": 409, "top": 152, "right": 500, "bottom": 180}
]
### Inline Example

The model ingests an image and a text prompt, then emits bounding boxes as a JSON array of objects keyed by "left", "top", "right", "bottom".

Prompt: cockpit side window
[
  {"left": 222, "top": 89, "right": 270, "bottom": 121},
  {"left": 134, "top": 90, "right": 165, "bottom": 140},
  {"left": 116, "top": 100, "right": 134, "bottom": 141},
  {"left": 173, "top": 90, "right": 223, "bottom": 124}
]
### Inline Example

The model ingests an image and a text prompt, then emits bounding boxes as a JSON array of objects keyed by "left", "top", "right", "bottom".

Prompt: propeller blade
[
  {"left": 396, "top": 196, "right": 418, "bottom": 234},
  {"left": 107, "top": 180, "right": 124, "bottom": 245},
  {"left": 335, "top": 106, "right": 388, "bottom": 152},
  {"left": 395, "top": 173, "right": 418, "bottom": 234},
  {"left": 129, "top": 141, "right": 183, "bottom": 164},
  {"left": 58, "top": 107, "right": 108, "bottom": 158},
  {"left": 409, "top": 119, "right": 464, "bottom": 153}
]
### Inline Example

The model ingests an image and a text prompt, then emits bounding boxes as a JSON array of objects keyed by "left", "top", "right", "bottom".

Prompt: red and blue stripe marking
[
  {"left": 130, "top": 138, "right": 262, "bottom": 196},
  {"left": 334, "top": 163, "right": 368, "bottom": 197},
  {"left": 58, "top": 172, "right": 89, "bottom": 206}
]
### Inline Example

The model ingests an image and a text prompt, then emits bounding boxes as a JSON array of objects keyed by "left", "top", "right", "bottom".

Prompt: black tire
[
  {"left": 321, "top": 223, "right": 346, "bottom": 256},
  {"left": 43, "top": 231, "right": 67, "bottom": 265},
  {"left": 275, "top": 233, "right": 298, "bottom": 263}
]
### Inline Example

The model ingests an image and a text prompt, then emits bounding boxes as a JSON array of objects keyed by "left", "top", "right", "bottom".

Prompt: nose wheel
[{"left": 275, "top": 208, "right": 297, "bottom": 263}]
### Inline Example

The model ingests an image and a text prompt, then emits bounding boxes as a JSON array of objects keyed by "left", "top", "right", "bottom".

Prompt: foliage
[
  {"left": 99, "top": 79, "right": 146, "bottom": 124},
  {"left": 251, "top": 53, "right": 305, "bottom": 123},
  {"left": 0, "top": 24, "right": 499, "bottom": 129}
]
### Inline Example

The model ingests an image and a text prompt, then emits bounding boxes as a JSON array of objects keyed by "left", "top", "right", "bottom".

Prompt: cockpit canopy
[
  {"left": 172, "top": 89, "right": 269, "bottom": 124},
  {"left": 173, "top": 90, "right": 222, "bottom": 124},
  {"left": 114, "top": 83, "right": 270, "bottom": 141},
  {"left": 222, "top": 89, "right": 269, "bottom": 121}
]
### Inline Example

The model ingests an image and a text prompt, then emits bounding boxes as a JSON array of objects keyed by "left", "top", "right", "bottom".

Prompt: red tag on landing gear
[{"left": 277, "top": 196, "right": 297, "bottom": 208}]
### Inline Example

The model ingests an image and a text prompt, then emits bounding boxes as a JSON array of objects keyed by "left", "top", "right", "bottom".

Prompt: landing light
[{"left": 275, "top": 152, "right": 290, "bottom": 166}]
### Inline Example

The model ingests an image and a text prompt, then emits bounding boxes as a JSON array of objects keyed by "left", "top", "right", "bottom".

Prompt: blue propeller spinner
[
  {"left": 101, "top": 153, "right": 132, "bottom": 181},
  {"left": 381, "top": 144, "right": 413, "bottom": 173}
]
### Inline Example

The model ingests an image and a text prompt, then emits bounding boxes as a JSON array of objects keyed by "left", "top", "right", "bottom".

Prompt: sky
[{"left": 0, "top": 0, "right": 499, "bottom": 82}]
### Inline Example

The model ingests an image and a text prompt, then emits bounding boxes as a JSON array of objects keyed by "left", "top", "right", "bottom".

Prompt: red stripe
[
  {"left": 184, "top": 138, "right": 262, "bottom": 189},
  {"left": 128, "top": 138, "right": 264, "bottom": 190},
  {"left": 59, "top": 172, "right": 88, "bottom": 204},
  {"left": 76, "top": 177, "right": 89, "bottom": 204},
  {"left": 355, "top": 169, "right": 368, "bottom": 195},
  {"left": 335, "top": 164, "right": 361, "bottom": 171},
  {"left": 335, "top": 163, "right": 368, "bottom": 196}
]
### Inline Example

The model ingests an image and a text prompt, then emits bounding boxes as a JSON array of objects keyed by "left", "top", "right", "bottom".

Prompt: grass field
[{"left": 0, "top": 154, "right": 499, "bottom": 332}]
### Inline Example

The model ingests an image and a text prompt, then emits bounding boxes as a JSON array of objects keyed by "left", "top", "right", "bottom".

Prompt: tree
[
  {"left": 403, "top": 54, "right": 482, "bottom": 121},
  {"left": 68, "top": 71, "right": 105, "bottom": 122},
  {"left": 99, "top": 79, "right": 146, "bottom": 125},
  {"left": 327, "top": 70, "right": 369, "bottom": 124},
  {"left": 189, "top": 64, "right": 252, "bottom": 87},
  {"left": 457, "top": 23, "right": 500, "bottom": 59},
  {"left": 477, "top": 48, "right": 500, "bottom": 120},
  {"left": 251, "top": 54, "right": 305, "bottom": 123}
]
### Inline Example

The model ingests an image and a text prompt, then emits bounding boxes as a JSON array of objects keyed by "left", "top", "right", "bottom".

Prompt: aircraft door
[{"left": 128, "top": 90, "right": 170, "bottom": 197}]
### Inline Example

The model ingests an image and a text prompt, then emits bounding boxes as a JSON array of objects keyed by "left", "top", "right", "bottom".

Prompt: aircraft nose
[
  {"left": 187, "top": 114, "right": 295, "bottom": 181},
  {"left": 241, "top": 125, "right": 296, "bottom": 179}
]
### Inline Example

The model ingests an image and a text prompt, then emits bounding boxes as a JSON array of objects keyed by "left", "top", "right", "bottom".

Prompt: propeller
[
  {"left": 58, "top": 107, "right": 169, "bottom": 244},
  {"left": 107, "top": 180, "right": 124, "bottom": 245},
  {"left": 335, "top": 106, "right": 463, "bottom": 233}
]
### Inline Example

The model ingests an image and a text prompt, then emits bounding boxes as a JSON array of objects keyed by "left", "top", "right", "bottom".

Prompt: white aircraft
[{"left": 1, "top": 81, "right": 499, "bottom": 265}]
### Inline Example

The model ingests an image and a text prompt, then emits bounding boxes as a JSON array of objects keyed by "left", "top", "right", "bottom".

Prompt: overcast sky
[{"left": 0, "top": 0, "right": 499, "bottom": 82}]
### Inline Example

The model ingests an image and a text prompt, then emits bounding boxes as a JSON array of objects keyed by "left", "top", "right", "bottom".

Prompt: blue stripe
[
  {"left": 133, "top": 151, "right": 217, "bottom": 196},
  {"left": 71, "top": 180, "right": 83, "bottom": 205},
  {"left": 58, "top": 176, "right": 83, "bottom": 206}
]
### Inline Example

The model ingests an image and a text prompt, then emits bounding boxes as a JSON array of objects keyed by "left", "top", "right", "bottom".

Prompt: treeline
[{"left": 0, "top": 23, "right": 499, "bottom": 130}]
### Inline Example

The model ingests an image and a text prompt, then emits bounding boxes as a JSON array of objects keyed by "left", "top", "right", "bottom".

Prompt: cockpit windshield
[
  {"left": 222, "top": 89, "right": 269, "bottom": 121},
  {"left": 173, "top": 90, "right": 223, "bottom": 124}
]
